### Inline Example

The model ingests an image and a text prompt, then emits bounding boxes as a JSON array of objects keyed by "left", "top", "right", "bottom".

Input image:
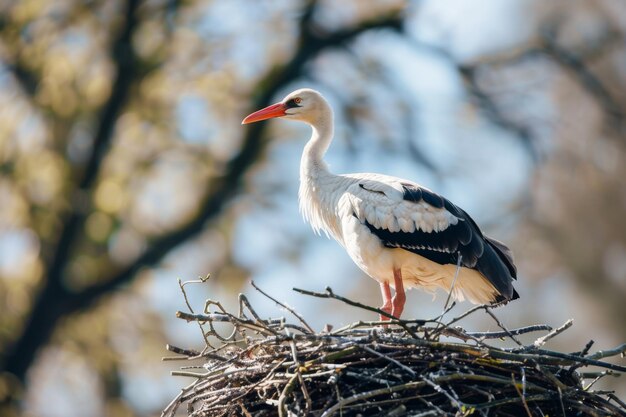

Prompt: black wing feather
[
  {"left": 362, "top": 183, "right": 518, "bottom": 301},
  {"left": 485, "top": 237, "right": 517, "bottom": 279}
]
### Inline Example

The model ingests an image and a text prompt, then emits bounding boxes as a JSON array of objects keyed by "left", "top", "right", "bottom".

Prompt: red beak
[{"left": 241, "top": 102, "right": 287, "bottom": 124}]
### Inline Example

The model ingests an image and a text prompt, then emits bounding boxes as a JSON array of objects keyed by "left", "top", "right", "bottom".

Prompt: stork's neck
[
  {"left": 300, "top": 110, "right": 334, "bottom": 179},
  {"left": 298, "top": 105, "right": 346, "bottom": 241}
]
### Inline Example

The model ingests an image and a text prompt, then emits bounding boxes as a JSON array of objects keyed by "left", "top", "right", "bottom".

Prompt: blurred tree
[
  {"left": 0, "top": 0, "right": 624, "bottom": 415},
  {"left": 0, "top": 0, "right": 405, "bottom": 414},
  {"left": 452, "top": 1, "right": 626, "bottom": 337}
]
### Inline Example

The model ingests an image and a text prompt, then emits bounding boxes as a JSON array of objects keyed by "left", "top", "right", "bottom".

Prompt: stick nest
[{"left": 162, "top": 281, "right": 626, "bottom": 417}]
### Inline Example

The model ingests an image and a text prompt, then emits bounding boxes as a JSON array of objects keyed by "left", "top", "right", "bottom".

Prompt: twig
[
  {"left": 252, "top": 280, "right": 315, "bottom": 333},
  {"left": 360, "top": 345, "right": 416, "bottom": 376},
  {"left": 579, "top": 371, "right": 619, "bottom": 379},
  {"left": 533, "top": 363, "right": 568, "bottom": 391},
  {"left": 421, "top": 374, "right": 464, "bottom": 412},
  {"left": 322, "top": 372, "right": 556, "bottom": 417},
  {"left": 467, "top": 325, "right": 552, "bottom": 339},
  {"left": 203, "top": 299, "right": 240, "bottom": 341},
  {"left": 293, "top": 286, "right": 394, "bottom": 320},
  {"left": 178, "top": 275, "right": 212, "bottom": 347},
  {"left": 230, "top": 358, "right": 288, "bottom": 403},
  {"left": 293, "top": 286, "right": 421, "bottom": 338},
  {"left": 239, "top": 293, "right": 267, "bottom": 325},
  {"left": 494, "top": 347, "right": 626, "bottom": 373},
  {"left": 533, "top": 319, "right": 573, "bottom": 348},
  {"left": 567, "top": 339, "right": 597, "bottom": 374},
  {"left": 443, "top": 300, "right": 506, "bottom": 328},
  {"left": 576, "top": 340, "right": 595, "bottom": 357},
  {"left": 278, "top": 374, "right": 299, "bottom": 417},
  {"left": 435, "top": 253, "right": 462, "bottom": 325},
  {"left": 284, "top": 326, "right": 313, "bottom": 415},
  {"left": 587, "top": 343, "right": 626, "bottom": 361},
  {"left": 171, "top": 370, "right": 210, "bottom": 378},
  {"left": 176, "top": 311, "right": 236, "bottom": 322},
  {"left": 320, "top": 381, "right": 425, "bottom": 417},
  {"left": 485, "top": 307, "right": 523, "bottom": 346},
  {"left": 160, "top": 379, "right": 196, "bottom": 417},
  {"left": 332, "top": 319, "right": 427, "bottom": 335},
  {"left": 472, "top": 394, "right": 553, "bottom": 411},
  {"left": 557, "top": 386, "right": 566, "bottom": 417},
  {"left": 165, "top": 344, "right": 200, "bottom": 357},
  {"left": 584, "top": 371, "right": 619, "bottom": 391},
  {"left": 608, "top": 393, "right": 626, "bottom": 410}
]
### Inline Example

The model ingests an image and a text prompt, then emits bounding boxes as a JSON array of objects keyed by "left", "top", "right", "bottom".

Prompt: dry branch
[{"left": 162, "top": 279, "right": 626, "bottom": 417}]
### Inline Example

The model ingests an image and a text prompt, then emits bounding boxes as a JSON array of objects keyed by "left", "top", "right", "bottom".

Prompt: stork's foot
[
  {"left": 379, "top": 301, "right": 392, "bottom": 321},
  {"left": 391, "top": 292, "right": 405, "bottom": 319},
  {"left": 391, "top": 268, "right": 406, "bottom": 319},
  {"left": 379, "top": 281, "right": 392, "bottom": 322},
  {"left": 379, "top": 272, "right": 406, "bottom": 321}
]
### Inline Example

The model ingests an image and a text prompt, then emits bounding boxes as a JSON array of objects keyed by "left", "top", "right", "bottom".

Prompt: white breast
[{"left": 298, "top": 171, "right": 353, "bottom": 243}]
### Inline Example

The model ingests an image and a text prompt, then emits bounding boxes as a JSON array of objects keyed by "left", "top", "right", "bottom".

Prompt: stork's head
[{"left": 242, "top": 88, "right": 329, "bottom": 125}]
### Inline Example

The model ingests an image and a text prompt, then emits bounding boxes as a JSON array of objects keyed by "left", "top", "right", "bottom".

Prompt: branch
[
  {"left": 587, "top": 343, "right": 626, "bottom": 361},
  {"left": 294, "top": 286, "right": 396, "bottom": 321},
  {"left": 252, "top": 281, "right": 315, "bottom": 334},
  {"left": 0, "top": 15, "right": 40, "bottom": 97},
  {"left": 541, "top": 30, "right": 626, "bottom": 130},
  {"left": 293, "top": 286, "right": 423, "bottom": 338},
  {"left": 465, "top": 325, "right": 553, "bottom": 339},
  {"left": 457, "top": 65, "right": 537, "bottom": 158},
  {"left": 455, "top": 25, "right": 626, "bottom": 155},
  {"left": 4, "top": 62, "right": 39, "bottom": 98},
  {"left": 533, "top": 319, "right": 573, "bottom": 348}
]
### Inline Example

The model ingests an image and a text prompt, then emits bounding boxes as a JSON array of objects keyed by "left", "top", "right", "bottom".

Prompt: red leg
[
  {"left": 379, "top": 281, "right": 392, "bottom": 321},
  {"left": 391, "top": 268, "right": 406, "bottom": 319}
]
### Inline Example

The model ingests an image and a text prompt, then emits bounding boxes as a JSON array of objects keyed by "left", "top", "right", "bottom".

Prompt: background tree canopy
[{"left": 0, "top": 0, "right": 625, "bottom": 415}]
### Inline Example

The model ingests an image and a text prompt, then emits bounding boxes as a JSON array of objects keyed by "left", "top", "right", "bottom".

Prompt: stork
[{"left": 242, "top": 88, "right": 518, "bottom": 320}]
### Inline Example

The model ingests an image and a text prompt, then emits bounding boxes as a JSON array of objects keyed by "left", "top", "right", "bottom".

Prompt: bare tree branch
[
  {"left": 540, "top": 30, "right": 626, "bottom": 131},
  {"left": 457, "top": 65, "right": 538, "bottom": 158},
  {"left": 456, "top": 24, "right": 626, "bottom": 156},
  {"left": 0, "top": 15, "right": 40, "bottom": 97}
]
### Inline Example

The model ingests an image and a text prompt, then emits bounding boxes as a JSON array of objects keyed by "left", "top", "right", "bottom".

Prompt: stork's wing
[{"left": 347, "top": 177, "right": 518, "bottom": 300}]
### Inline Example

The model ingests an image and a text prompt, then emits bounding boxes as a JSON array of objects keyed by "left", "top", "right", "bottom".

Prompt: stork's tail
[{"left": 476, "top": 237, "right": 519, "bottom": 302}]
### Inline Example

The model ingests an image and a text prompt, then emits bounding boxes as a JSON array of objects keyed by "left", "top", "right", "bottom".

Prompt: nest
[{"left": 162, "top": 280, "right": 626, "bottom": 417}]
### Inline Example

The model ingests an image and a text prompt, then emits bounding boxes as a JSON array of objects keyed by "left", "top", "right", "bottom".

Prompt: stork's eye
[{"left": 286, "top": 98, "right": 302, "bottom": 108}]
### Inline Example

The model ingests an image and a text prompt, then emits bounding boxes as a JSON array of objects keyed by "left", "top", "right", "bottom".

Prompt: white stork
[{"left": 242, "top": 88, "right": 518, "bottom": 320}]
